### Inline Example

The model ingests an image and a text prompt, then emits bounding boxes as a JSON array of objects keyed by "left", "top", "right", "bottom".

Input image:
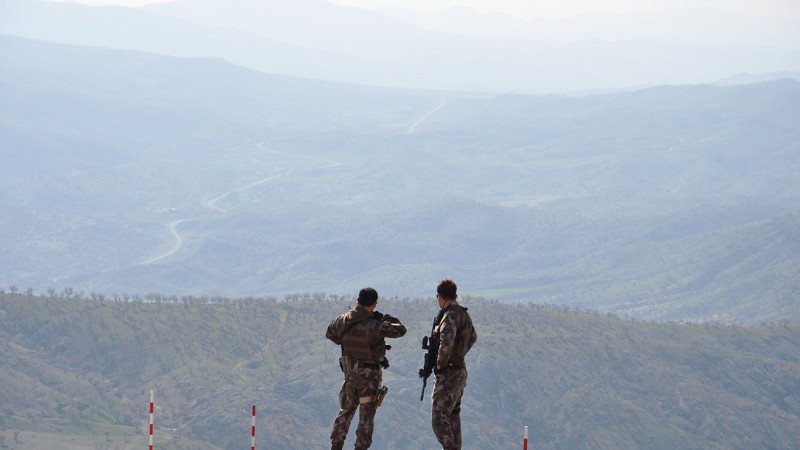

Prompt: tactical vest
[{"left": 341, "top": 319, "right": 383, "bottom": 363}]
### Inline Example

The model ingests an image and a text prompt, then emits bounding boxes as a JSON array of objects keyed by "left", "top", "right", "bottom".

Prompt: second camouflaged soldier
[
  {"left": 430, "top": 278, "right": 477, "bottom": 450},
  {"left": 326, "top": 287, "right": 407, "bottom": 450}
]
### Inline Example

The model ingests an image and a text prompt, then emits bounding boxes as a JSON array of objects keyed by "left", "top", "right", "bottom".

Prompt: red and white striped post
[
  {"left": 149, "top": 390, "right": 154, "bottom": 450},
  {"left": 251, "top": 404, "right": 256, "bottom": 450},
  {"left": 523, "top": 425, "right": 528, "bottom": 450}
]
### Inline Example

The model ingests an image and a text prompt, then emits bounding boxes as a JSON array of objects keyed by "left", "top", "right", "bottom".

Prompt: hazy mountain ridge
[
  {"left": 3, "top": 0, "right": 800, "bottom": 93},
  {"left": 1, "top": 35, "right": 798, "bottom": 323},
  {"left": 1, "top": 292, "right": 799, "bottom": 449}
]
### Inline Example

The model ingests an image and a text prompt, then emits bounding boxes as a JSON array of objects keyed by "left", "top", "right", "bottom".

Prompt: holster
[{"left": 359, "top": 386, "right": 389, "bottom": 407}]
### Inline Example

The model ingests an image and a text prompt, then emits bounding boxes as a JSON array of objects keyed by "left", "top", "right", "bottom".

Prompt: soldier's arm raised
[
  {"left": 325, "top": 317, "right": 344, "bottom": 344},
  {"left": 379, "top": 318, "right": 407, "bottom": 338}
]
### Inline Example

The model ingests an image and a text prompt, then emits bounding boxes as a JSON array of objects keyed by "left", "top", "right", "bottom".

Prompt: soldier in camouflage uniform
[
  {"left": 431, "top": 279, "right": 477, "bottom": 450},
  {"left": 326, "top": 287, "right": 407, "bottom": 450}
]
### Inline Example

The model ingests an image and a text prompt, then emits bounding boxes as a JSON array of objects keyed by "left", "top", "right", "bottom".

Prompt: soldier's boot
[{"left": 330, "top": 441, "right": 344, "bottom": 450}]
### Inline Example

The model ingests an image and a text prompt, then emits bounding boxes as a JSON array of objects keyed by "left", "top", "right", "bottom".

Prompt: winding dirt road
[
  {"left": 408, "top": 99, "right": 446, "bottom": 134},
  {"left": 140, "top": 142, "right": 341, "bottom": 265},
  {"left": 141, "top": 99, "right": 444, "bottom": 265}
]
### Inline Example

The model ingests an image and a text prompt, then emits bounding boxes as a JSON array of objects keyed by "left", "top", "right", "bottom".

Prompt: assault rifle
[{"left": 418, "top": 310, "right": 444, "bottom": 401}]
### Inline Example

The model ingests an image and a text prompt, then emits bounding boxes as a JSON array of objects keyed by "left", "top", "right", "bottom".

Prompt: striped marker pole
[
  {"left": 149, "top": 390, "right": 154, "bottom": 450},
  {"left": 523, "top": 425, "right": 528, "bottom": 450},
  {"left": 251, "top": 405, "right": 256, "bottom": 450}
]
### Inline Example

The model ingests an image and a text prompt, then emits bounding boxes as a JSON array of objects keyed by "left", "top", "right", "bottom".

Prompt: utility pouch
[
  {"left": 359, "top": 386, "right": 389, "bottom": 407},
  {"left": 339, "top": 355, "right": 353, "bottom": 373}
]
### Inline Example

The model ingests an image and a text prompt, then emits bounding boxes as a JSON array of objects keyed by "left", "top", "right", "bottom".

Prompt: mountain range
[
  {"left": 2, "top": 3, "right": 800, "bottom": 448},
  {"left": 1, "top": 33, "right": 799, "bottom": 323},
  {"left": 2, "top": 0, "right": 800, "bottom": 93}
]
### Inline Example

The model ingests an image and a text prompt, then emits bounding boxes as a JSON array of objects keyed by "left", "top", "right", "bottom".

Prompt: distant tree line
[
  {"left": 2, "top": 284, "right": 796, "bottom": 329},
  {"left": 0, "top": 285, "right": 420, "bottom": 309}
]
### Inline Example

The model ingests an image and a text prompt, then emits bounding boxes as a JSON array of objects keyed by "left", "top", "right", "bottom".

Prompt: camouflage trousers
[
  {"left": 431, "top": 367, "right": 468, "bottom": 450},
  {"left": 330, "top": 365, "right": 382, "bottom": 450}
]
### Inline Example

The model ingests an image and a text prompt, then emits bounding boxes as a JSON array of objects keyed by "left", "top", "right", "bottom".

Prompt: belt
[{"left": 357, "top": 361, "right": 381, "bottom": 370}]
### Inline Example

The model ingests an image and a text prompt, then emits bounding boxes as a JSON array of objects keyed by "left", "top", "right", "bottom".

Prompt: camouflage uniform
[
  {"left": 431, "top": 301, "right": 477, "bottom": 450},
  {"left": 327, "top": 305, "right": 406, "bottom": 450}
]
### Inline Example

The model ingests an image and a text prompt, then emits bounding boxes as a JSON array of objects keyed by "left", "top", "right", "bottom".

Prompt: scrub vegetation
[{"left": 1, "top": 292, "right": 798, "bottom": 449}]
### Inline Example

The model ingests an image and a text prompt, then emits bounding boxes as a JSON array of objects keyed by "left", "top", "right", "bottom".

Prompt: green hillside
[{"left": 1, "top": 292, "right": 798, "bottom": 449}]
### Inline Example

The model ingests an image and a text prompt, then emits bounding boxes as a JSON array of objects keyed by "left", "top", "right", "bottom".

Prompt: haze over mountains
[
  {"left": 1, "top": 0, "right": 799, "bottom": 324},
  {"left": 2, "top": 2, "right": 800, "bottom": 448},
  {"left": 1, "top": 32, "right": 799, "bottom": 324},
  {"left": 2, "top": 0, "right": 800, "bottom": 93}
]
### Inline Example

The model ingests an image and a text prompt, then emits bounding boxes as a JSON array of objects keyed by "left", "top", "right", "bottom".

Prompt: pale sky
[
  {"left": 330, "top": 0, "right": 800, "bottom": 19},
  {"left": 46, "top": 0, "right": 800, "bottom": 19}
]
